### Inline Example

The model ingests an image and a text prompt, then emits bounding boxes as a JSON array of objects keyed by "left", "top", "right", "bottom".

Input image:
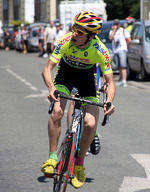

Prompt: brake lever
[
  {"left": 99, "top": 82, "right": 108, "bottom": 92},
  {"left": 48, "top": 90, "right": 59, "bottom": 114},
  {"left": 101, "top": 102, "right": 111, "bottom": 126}
]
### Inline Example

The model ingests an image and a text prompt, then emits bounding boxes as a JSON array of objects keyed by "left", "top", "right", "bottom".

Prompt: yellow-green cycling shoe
[
  {"left": 41, "top": 159, "right": 57, "bottom": 175},
  {"left": 71, "top": 165, "right": 86, "bottom": 188}
]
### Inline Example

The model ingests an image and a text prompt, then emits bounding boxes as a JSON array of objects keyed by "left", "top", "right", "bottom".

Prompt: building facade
[
  {"left": 0, "top": 0, "right": 57, "bottom": 26},
  {"left": 0, "top": 0, "right": 25, "bottom": 25},
  {"left": 140, "top": 0, "right": 150, "bottom": 20},
  {"left": 34, "top": 0, "right": 57, "bottom": 22}
]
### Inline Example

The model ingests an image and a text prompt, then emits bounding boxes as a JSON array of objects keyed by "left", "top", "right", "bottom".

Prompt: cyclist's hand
[
  {"left": 104, "top": 103, "right": 115, "bottom": 116},
  {"left": 103, "top": 82, "right": 109, "bottom": 91},
  {"left": 47, "top": 89, "right": 59, "bottom": 102}
]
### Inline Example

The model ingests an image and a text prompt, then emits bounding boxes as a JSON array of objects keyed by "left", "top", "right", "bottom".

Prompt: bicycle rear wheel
[{"left": 54, "top": 133, "right": 76, "bottom": 192}]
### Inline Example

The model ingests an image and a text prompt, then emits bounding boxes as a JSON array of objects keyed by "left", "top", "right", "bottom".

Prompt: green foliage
[
  {"left": 104, "top": 0, "right": 140, "bottom": 20},
  {"left": 24, "top": 21, "right": 30, "bottom": 26},
  {"left": 9, "top": 20, "right": 22, "bottom": 26},
  {"left": 9, "top": 20, "right": 30, "bottom": 26}
]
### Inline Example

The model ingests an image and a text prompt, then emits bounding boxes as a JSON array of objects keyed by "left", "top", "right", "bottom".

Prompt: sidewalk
[
  {"left": 113, "top": 73, "right": 150, "bottom": 92},
  {"left": 127, "top": 81, "right": 150, "bottom": 92}
]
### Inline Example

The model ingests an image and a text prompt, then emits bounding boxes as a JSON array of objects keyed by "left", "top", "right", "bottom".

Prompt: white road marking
[
  {"left": 25, "top": 90, "right": 49, "bottom": 98},
  {"left": 119, "top": 154, "right": 150, "bottom": 192},
  {"left": 6, "top": 68, "right": 38, "bottom": 91}
]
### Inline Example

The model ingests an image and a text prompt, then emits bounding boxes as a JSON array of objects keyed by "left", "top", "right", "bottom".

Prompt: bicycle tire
[
  {"left": 55, "top": 133, "right": 76, "bottom": 192},
  {"left": 53, "top": 136, "right": 68, "bottom": 192},
  {"left": 62, "top": 133, "right": 76, "bottom": 191}
]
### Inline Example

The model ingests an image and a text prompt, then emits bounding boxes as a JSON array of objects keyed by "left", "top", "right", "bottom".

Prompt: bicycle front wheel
[{"left": 55, "top": 133, "right": 76, "bottom": 192}]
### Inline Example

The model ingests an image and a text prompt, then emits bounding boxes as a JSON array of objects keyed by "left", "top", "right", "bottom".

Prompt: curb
[{"left": 127, "top": 81, "right": 150, "bottom": 91}]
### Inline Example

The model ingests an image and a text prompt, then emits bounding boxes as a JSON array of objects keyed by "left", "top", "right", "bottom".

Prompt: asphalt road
[{"left": 0, "top": 50, "right": 150, "bottom": 192}]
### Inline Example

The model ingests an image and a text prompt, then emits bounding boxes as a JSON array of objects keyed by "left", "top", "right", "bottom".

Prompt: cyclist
[{"left": 41, "top": 11, "right": 116, "bottom": 189}]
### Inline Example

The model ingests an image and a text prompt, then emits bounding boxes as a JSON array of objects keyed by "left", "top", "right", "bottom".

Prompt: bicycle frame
[
  {"left": 56, "top": 100, "right": 84, "bottom": 179},
  {"left": 48, "top": 85, "right": 111, "bottom": 192}
]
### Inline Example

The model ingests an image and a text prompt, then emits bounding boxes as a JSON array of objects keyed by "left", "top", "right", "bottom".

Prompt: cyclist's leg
[
  {"left": 42, "top": 61, "right": 73, "bottom": 175},
  {"left": 90, "top": 131, "right": 101, "bottom": 155},
  {"left": 72, "top": 105, "right": 99, "bottom": 188},
  {"left": 41, "top": 98, "right": 67, "bottom": 175},
  {"left": 79, "top": 105, "right": 99, "bottom": 158},
  {"left": 90, "top": 64, "right": 102, "bottom": 155},
  {"left": 71, "top": 66, "right": 100, "bottom": 187},
  {"left": 48, "top": 98, "right": 67, "bottom": 153},
  {"left": 67, "top": 100, "right": 75, "bottom": 129}
]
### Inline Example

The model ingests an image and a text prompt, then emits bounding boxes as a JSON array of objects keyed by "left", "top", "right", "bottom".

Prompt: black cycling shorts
[{"left": 53, "top": 59, "right": 99, "bottom": 101}]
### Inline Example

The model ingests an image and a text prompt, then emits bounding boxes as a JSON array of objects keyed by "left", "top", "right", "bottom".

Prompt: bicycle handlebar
[{"left": 48, "top": 88, "right": 111, "bottom": 126}]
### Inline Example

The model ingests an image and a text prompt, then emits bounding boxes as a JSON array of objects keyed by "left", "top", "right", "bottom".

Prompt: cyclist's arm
[
  {"left": 42, "top": 59, "right": 58, "bottom": 102},
  {"left": 103, "top": 73, "right": 116, "bottom": 116}
]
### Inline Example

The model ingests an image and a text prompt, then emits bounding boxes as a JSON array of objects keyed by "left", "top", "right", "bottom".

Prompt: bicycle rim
[
  {"left": 62, "top": 133, "right": 76, "bottom": 192},
  {"left": 55, "top": 134, "right": 76, "bottom": 192},
  {"left": 53, "top": 136, "right": 68, "bottom": 192}
]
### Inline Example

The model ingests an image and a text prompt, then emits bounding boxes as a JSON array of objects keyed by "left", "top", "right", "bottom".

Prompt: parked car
[
  {"left": 27, "top": 22, "right": 49, "bottom": 29},
  {"left": 27, "top": 26, "right": 39, "bottom": 52},
  {"left": 98, "top": 20, "right": 126, "bottom": 71},
  {"left": 127, "top": 20, "right": 150, "bottom": 80}
]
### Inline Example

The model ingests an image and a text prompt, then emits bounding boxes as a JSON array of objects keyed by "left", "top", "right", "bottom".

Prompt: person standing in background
[
  {"left": 43, "top": 21, "right": 56, "bottom": 58},
  {"left": 0, "top": 21, "right": 4, "bottom": 49},
  {"left": 21, "top": 25, "right": 29, "bottom": 54},
  {"left": 4, "top": 29, "right": 11, "bottom": 51},
  {"left": 66, "top": 23, "right": 72, "bottom": 34},
  {"left": 125, "top": 16, "right": 135, "bottom": 33},
  {"left": 37, "top": 25, "right": 44, "bottom": 57},
  {"left": 60, "top": 23, "right": 65, "bottom": 34},
  {"left": 109, "top": 19, "right": 131, "bottom": 87},
  {"left": 52, "top": 23, "right": 64, "bottom": 50}
]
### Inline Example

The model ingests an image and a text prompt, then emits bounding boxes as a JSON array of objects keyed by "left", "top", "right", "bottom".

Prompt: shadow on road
[
  {"left": 37, "top": 175, "right": 95, "bottom": 184},
  {"left": 85, "top": 177, "right": 95, "bottom": 183},
  {"left": 37, "top": 175, "right": 49, "bottom": 183}
]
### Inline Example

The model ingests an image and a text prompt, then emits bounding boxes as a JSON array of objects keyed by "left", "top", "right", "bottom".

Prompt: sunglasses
[{"left": 72, "top": 25, "right": 89, "bottom": 36}]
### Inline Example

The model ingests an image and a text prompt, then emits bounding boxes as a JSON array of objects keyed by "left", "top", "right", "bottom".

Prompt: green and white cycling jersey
[{"left": 50, "top": 32, "right": 112, "bottom": 75}]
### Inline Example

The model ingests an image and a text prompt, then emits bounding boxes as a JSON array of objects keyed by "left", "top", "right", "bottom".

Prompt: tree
[{"left": 104, "top": 0, "right": 140, "bottom": 20}]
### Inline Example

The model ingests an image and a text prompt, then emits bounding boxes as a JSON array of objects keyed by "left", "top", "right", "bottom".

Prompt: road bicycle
[{"left": 46, "top": 84, "right": 111, "bottom": 192}]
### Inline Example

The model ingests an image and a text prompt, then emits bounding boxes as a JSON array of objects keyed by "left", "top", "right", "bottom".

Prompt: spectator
[
  {"left": 52, "top": 23, "right": 64, "bottom": 50},
  {"left": 37, "top": 25, "right": 44, "bottom": 57},
  {"left": 0, "top": 37, "right": 4, "bottom": 49},
  {"left": 0, "top": 31, "right": 4, "bottom": 50},
  {"left": 126, "top": 16, "right": 135, "bottom": 33},
  {"left": 0, "top": 21, "right": 4, "bottom": 49},
  {"left": 66, "top": 23, "right": 72, "bottom": 34},
  {"left": 43, "top": 21, "right": 56, "bottom": 58},
  {"left": 21, "top": 25, "right": 29, "bottom": 54},
  {"left": 4, "top": 29, "right": 11, "bottom": 51},
  {"left": 109, "top": 19, "right": 131, "bottom": 87},
  {"left": 60, "top": 23, "right": 65, "bottom": 34}
]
